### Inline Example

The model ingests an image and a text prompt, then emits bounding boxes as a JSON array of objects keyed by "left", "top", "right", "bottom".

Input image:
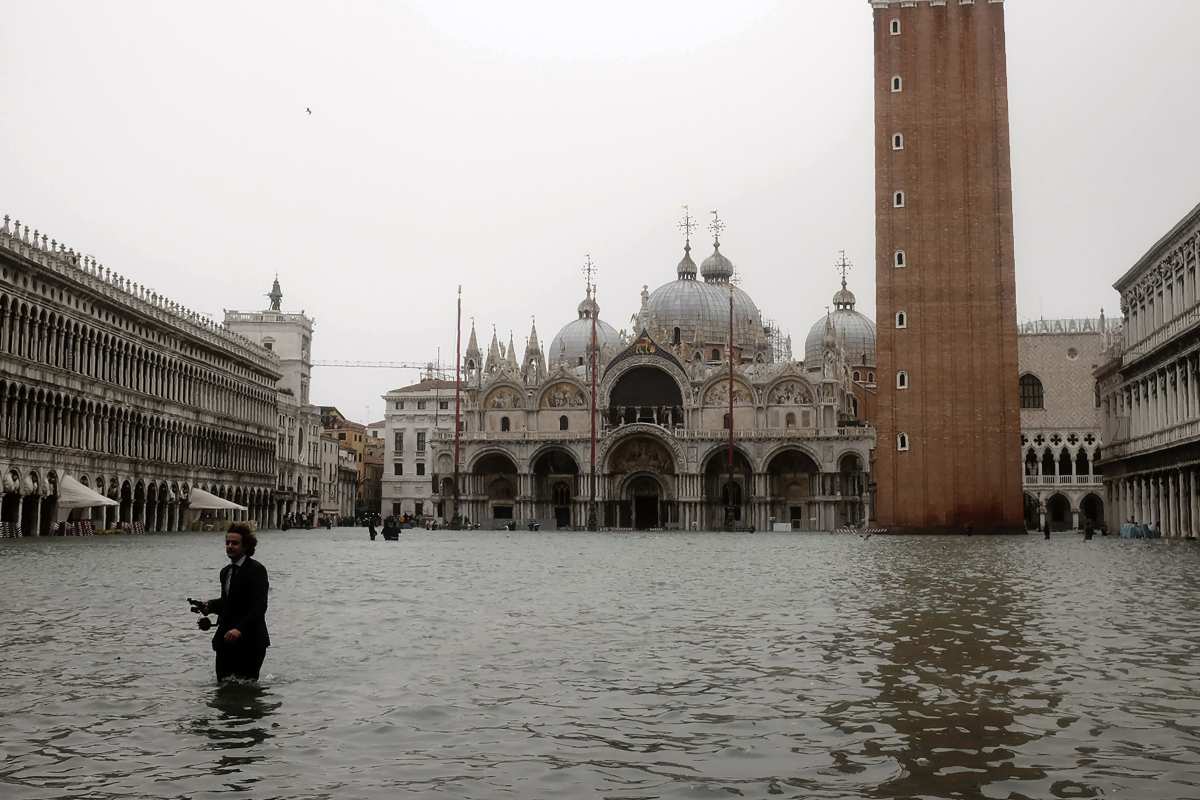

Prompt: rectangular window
[
  {"left": 416, "top": 432, "right": 426, "bottom": 451},
  {"left": 417, "top": 400, "right": 427, "bottom": 410},
  {"left": 394, "top": 431, "right": 403, "bottom": 451},
  {"left": 416, "top": 462, "right": 426, "bottom": 476},
  {"left": 439, "top": 401, "right": 449, "bottom": 410},
  {"left": 395, "top": 400, "right": 404, "bottom": 410},
  {"left": 415, "top": 501, "right": 424, "bottom": 517},
  {"left": 392, "top": 502, "right": 402, "bottom": 516},
  {"left": 337, "top": 432, "right": 346, "bottom": 440},
  {"left": 393, "top": 462, "right": 403, "bottom": 475}
]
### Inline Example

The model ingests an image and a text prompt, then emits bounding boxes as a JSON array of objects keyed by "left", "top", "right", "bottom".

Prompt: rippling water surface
[{"left": 2, "top": 531, "right": 1199, "bottom": 799}]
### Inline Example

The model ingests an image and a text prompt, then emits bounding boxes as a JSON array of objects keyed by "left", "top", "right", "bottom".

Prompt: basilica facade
[{"left": 428, "top": 233, "right": 877, "bottom": 531}]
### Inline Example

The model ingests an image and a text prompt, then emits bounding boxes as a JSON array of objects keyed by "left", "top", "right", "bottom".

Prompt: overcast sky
[{"left": 4, "top": 1, "right": 1199, "bottom": 422}]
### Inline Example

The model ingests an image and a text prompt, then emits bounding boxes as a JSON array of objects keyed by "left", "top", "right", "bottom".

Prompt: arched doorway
[
  {"left": 1080, "top": 493, "right": 1104, "bottom": 529},
  {"left": 532, "top": 448, "right": 579, "bottom": 529},
  {"left": 21, "top": 473, "right": 40, "bottom": 537},
  {"left": 837, "top": 453, "right": 866, "bottom": 527},
  {"left": 1046, "top": 493, "right": 1071, "bottom": 531},
  {"left": 766, "top": 449, "right": 821, "bottom": 531},
  {"left": 702, "top": 447, "right": 753, "bottom": 530},
  {"left": 1023, "top": 492, "right": 1040, "bottom": 531},
  {"left": 473, "top": 452, "right": 519, "bottom": 526},
  {"left": 607, "top": 435, "right": 676, "bottom": 529},
  {"left": 120, "top": 481, "right": 133, "bottom": 526},
  {"left": 624, "top": 474, "right": 664, "bottom": 529}
]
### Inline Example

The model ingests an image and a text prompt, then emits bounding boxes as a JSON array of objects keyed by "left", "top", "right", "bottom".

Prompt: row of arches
[
  {"left": 0, "top": 293, "right": 274, "bottom": 425},
  {"left": 1022, "top": 445, "right": 1102, "bottom": 484},
  {"left": 1, "top": 379, "right": 274, "bottom": 475},
  {"left": 444, "top": 439, "right": 869, "bottom": 531},
  {"left": 1023, "top": 491, "right": 1105, "bottom": 532},
  {"left": 0, "top": 467, "right": 273, "bottom": 537}
]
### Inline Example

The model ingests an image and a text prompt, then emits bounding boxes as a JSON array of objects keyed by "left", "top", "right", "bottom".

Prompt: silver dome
[
  {"left": 804, "top": 281, "right": 877, "bottom": 368},
  {"left": 644, "top": 275, "right": 765, "bottom": 356}
]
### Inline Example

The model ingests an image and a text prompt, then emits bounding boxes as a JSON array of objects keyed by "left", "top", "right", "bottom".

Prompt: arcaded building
[
  {"left": 0, "top": 216, "right": 279, "bottom": 536},
  {"left": 428, "top": 229, "right": 875, "bottom": 531},
  {"left": 870, "top": 0, "right": 1023, "bottom": 532},
  {"left": 1097, "top": 201, "right": 1200, "bottom": 537},
  {"left": 1018, "top": 318, "right": 1115, "bottom": 532}
]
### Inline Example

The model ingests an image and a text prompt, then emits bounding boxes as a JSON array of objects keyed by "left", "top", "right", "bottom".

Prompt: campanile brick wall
[{"left": 870, "top": 0, "right": 1023, "bottom": 532}]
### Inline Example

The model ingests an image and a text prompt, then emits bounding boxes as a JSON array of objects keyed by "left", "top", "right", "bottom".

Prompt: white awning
[
  {"left": 57, "top": 475, "right": 119, "bottom": 509},
  {"left": 186, "top": 487, "right": 248, "bottom": 511}
]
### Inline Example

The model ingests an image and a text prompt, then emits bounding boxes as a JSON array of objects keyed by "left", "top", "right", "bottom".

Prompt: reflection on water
[{"left": 1, "top": 531, "right": 1199, "bottom": 799}]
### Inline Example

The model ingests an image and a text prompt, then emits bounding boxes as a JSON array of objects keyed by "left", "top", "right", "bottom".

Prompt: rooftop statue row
[{"left": 0, "top": 213, "right": 278, "bottom": 367}]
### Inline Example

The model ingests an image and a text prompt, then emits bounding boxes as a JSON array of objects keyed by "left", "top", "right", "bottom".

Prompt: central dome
[{"left": 642, "top": 241, "right": 767, "bottom": 361}]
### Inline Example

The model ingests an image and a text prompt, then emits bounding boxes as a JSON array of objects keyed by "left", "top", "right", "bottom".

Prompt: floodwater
[{"left": 1, "top": 531, "right": 1199, "bottom": 800}]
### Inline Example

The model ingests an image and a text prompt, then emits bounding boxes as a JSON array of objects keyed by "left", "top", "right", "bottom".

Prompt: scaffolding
[{"left": 763, "top": 318, "right": 792, "bottom": 363}]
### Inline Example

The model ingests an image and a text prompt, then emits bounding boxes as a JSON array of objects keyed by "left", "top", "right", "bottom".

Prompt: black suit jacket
[{"left": 208, "top": 557, "right": 270, "bottom": 652}]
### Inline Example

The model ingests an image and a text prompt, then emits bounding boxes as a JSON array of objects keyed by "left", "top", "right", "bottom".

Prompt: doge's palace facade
[{"left": 0, "top": 216, "right": 279, "bottom": 536}]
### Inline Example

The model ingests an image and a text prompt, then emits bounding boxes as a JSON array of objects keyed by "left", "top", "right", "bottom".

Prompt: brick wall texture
[{"left": 872, "top": 1, "right": 1024, "bottom": 532}]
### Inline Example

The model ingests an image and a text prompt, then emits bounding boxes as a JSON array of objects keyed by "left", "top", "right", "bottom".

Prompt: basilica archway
[
  {"left": 607, "top": 365, "right": 684, "bottom": 428},
  {"left": 531, "top": 447, "right": 579, "bottom": 529},
  {"left": 766, "top": 448, "right": 821, "bottom": 531},
  {"left": 472, "top": 452, "right": 519, "bottom": 525},
  {"left": 606, "top": 434, "right": 676, "bottom": 529},
  {"left": 702, "top": 446, "right": 753, "bottom": 530}
]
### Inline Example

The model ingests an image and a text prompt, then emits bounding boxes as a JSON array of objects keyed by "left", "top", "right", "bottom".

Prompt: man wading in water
[{"left": 198, "top": 524, "right": 271, "bottom": 681}]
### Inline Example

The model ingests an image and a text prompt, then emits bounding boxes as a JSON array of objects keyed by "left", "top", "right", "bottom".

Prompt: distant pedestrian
[
  {"left": 1043, "top": 519, "right": 1050, "bottom": 539},
  {"left": 368, "top": 519, "right": 377, "bottom": 540}
]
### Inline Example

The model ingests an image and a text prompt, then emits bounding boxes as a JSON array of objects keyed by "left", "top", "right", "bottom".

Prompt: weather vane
[
  {"left": 709, "top": 210, "right": 725, "bottom": 246},
  {"left": 582, "top": 253, "right": 598, "bottom": 292},
  {"left": 678, "top": 205, "right": 696, "bottom": 247},
  {"left": 835, "top": 249, "right": 852, "bottom": 289}
]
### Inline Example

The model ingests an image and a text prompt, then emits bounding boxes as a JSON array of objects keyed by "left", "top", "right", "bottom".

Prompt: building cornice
[{"left": 870, "top": 0, "right": 1002, "bottom": 7}]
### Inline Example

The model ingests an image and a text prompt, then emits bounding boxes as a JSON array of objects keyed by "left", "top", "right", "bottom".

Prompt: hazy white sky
[{"left": 4, "top": 1, "right": 1199, "bottom": 422}]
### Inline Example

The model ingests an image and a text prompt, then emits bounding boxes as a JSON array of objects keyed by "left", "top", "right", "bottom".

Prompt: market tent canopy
[
  {"left": 57, "top": 475, "right": 119, "bottom": 509},
  {"left": 186, "top": 487, "right": 248, "bottom": 511}
]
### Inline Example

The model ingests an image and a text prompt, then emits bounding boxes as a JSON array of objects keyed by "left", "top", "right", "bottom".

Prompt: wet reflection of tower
[
  {"left": 818, "top": 543, "right": 1053, "bottom": 797},
  {"left": 871, "top": 0, "right": 1023, "bottom": 532}
]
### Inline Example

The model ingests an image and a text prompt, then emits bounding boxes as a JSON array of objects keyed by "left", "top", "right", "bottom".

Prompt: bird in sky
[{"left": 305, "top": 107, "right": 312, "bottom": 115}]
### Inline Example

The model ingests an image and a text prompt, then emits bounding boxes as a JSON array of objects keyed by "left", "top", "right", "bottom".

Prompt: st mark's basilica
[{"left": 429, "top": 218, "right": 878, "bottom": 531}]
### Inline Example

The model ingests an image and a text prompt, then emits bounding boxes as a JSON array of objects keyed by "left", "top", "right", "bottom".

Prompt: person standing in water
[{"left": 200, "top": 524, "right": 270, "bottom": 681}]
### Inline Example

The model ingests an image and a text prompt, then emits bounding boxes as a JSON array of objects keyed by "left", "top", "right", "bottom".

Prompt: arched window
[
  {"left": 894, "top": 191, "right": 905, "bottom": 208},
  {"left": 868, "top": 372, "right": 875, "bottom": 383},
  {"left": 897, "top": 432, "right": 909, "bottom": 451},
  {"left": 1019, "top": 374, "right": 1044, "bottom": 409},
  {"left": 850, "top": 396, "right": 859, "bottom": 417},
  {"left": 897, "top": 371, "right": 909, "bottom": 389},
  {"left": 892, "top": 133, "right": 904, "bottom": 150},
  {"left": 895, "top": 250, "right": 906, "bottom": 268},
  {"left": 723, "top": 412, "right": 732, "bottom": 430},
  {"left": 711, "top": 348, "right": 721, "bottom": 362},
  {"left": 896, "top": 311, "right": 907, "bottom": 329},
  {"left": 466, "top": 359, "right": 475, "bottom": 372},
  {"left": 890, "top": 18, "right": 901, "bottom": 35},
  {"left": 891, "top": 75, "right": 902, "bottom": 92},
  {"left": 672, "top": 327, "right": 681, "bottom": 345},
  {"left": 500, "top": 416, "right": 511, "bottom": 432},
  {"left": 853, "top": 370, "right": 861, "bottom": 381},
  {"left": 559, "top": 415, "right": 568, "bottom": 431},
  {"left": 785, "top": 412, "right": 796, "bottom": 428}
]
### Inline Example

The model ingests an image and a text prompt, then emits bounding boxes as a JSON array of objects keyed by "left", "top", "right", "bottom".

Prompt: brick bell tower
[{"left": 870, "top": 0, "right": 1023, "bottom": 532}]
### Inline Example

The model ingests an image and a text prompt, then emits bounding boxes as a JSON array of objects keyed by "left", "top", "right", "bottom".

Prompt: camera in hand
[{"left": 187, "top": 597, "right": 214, "bottom": 631}]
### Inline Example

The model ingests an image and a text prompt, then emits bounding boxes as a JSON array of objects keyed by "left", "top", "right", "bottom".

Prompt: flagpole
[{"left": 452, "top": 285, "right": 462, "bottom": 529}]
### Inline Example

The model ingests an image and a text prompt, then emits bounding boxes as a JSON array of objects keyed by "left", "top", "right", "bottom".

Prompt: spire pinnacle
[
  {"left": 835, "top": 249, "right": 852, "bottom": 291},
  {"left": 679, "top": 205, "right": 696, "bottom": 250}
]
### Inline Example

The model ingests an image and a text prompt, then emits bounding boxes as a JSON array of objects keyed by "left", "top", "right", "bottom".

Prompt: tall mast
[
  {"left": 711, "top": 210, "right": 736, "bottom": 532},
  {"left": 584, "top": 255, "right": 599, "bottom": 531},
  {"left": 453, "top": 285, "right": 462, "bottom": 528}
]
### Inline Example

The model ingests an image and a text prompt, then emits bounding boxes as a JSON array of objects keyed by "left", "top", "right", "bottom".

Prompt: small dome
[
  {"left": 804, "top": 280, "right": 877, "bottom": 368},
  {"left": 700, "top": 243, "right": 734, "bottom": 282},
  {"left": 551, "top": 288, "right": 620, "bottom": 366},
  {"left": 549, "top": 318, "right": 620, "bottom": 366},
  {"left": 677, "top": 243, "right": 697, "bottom": 278}
]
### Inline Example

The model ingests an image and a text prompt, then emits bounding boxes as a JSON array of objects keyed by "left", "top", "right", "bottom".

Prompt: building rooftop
[{"left": 387, "top": 378, "right": 458, "bottom": 394}]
